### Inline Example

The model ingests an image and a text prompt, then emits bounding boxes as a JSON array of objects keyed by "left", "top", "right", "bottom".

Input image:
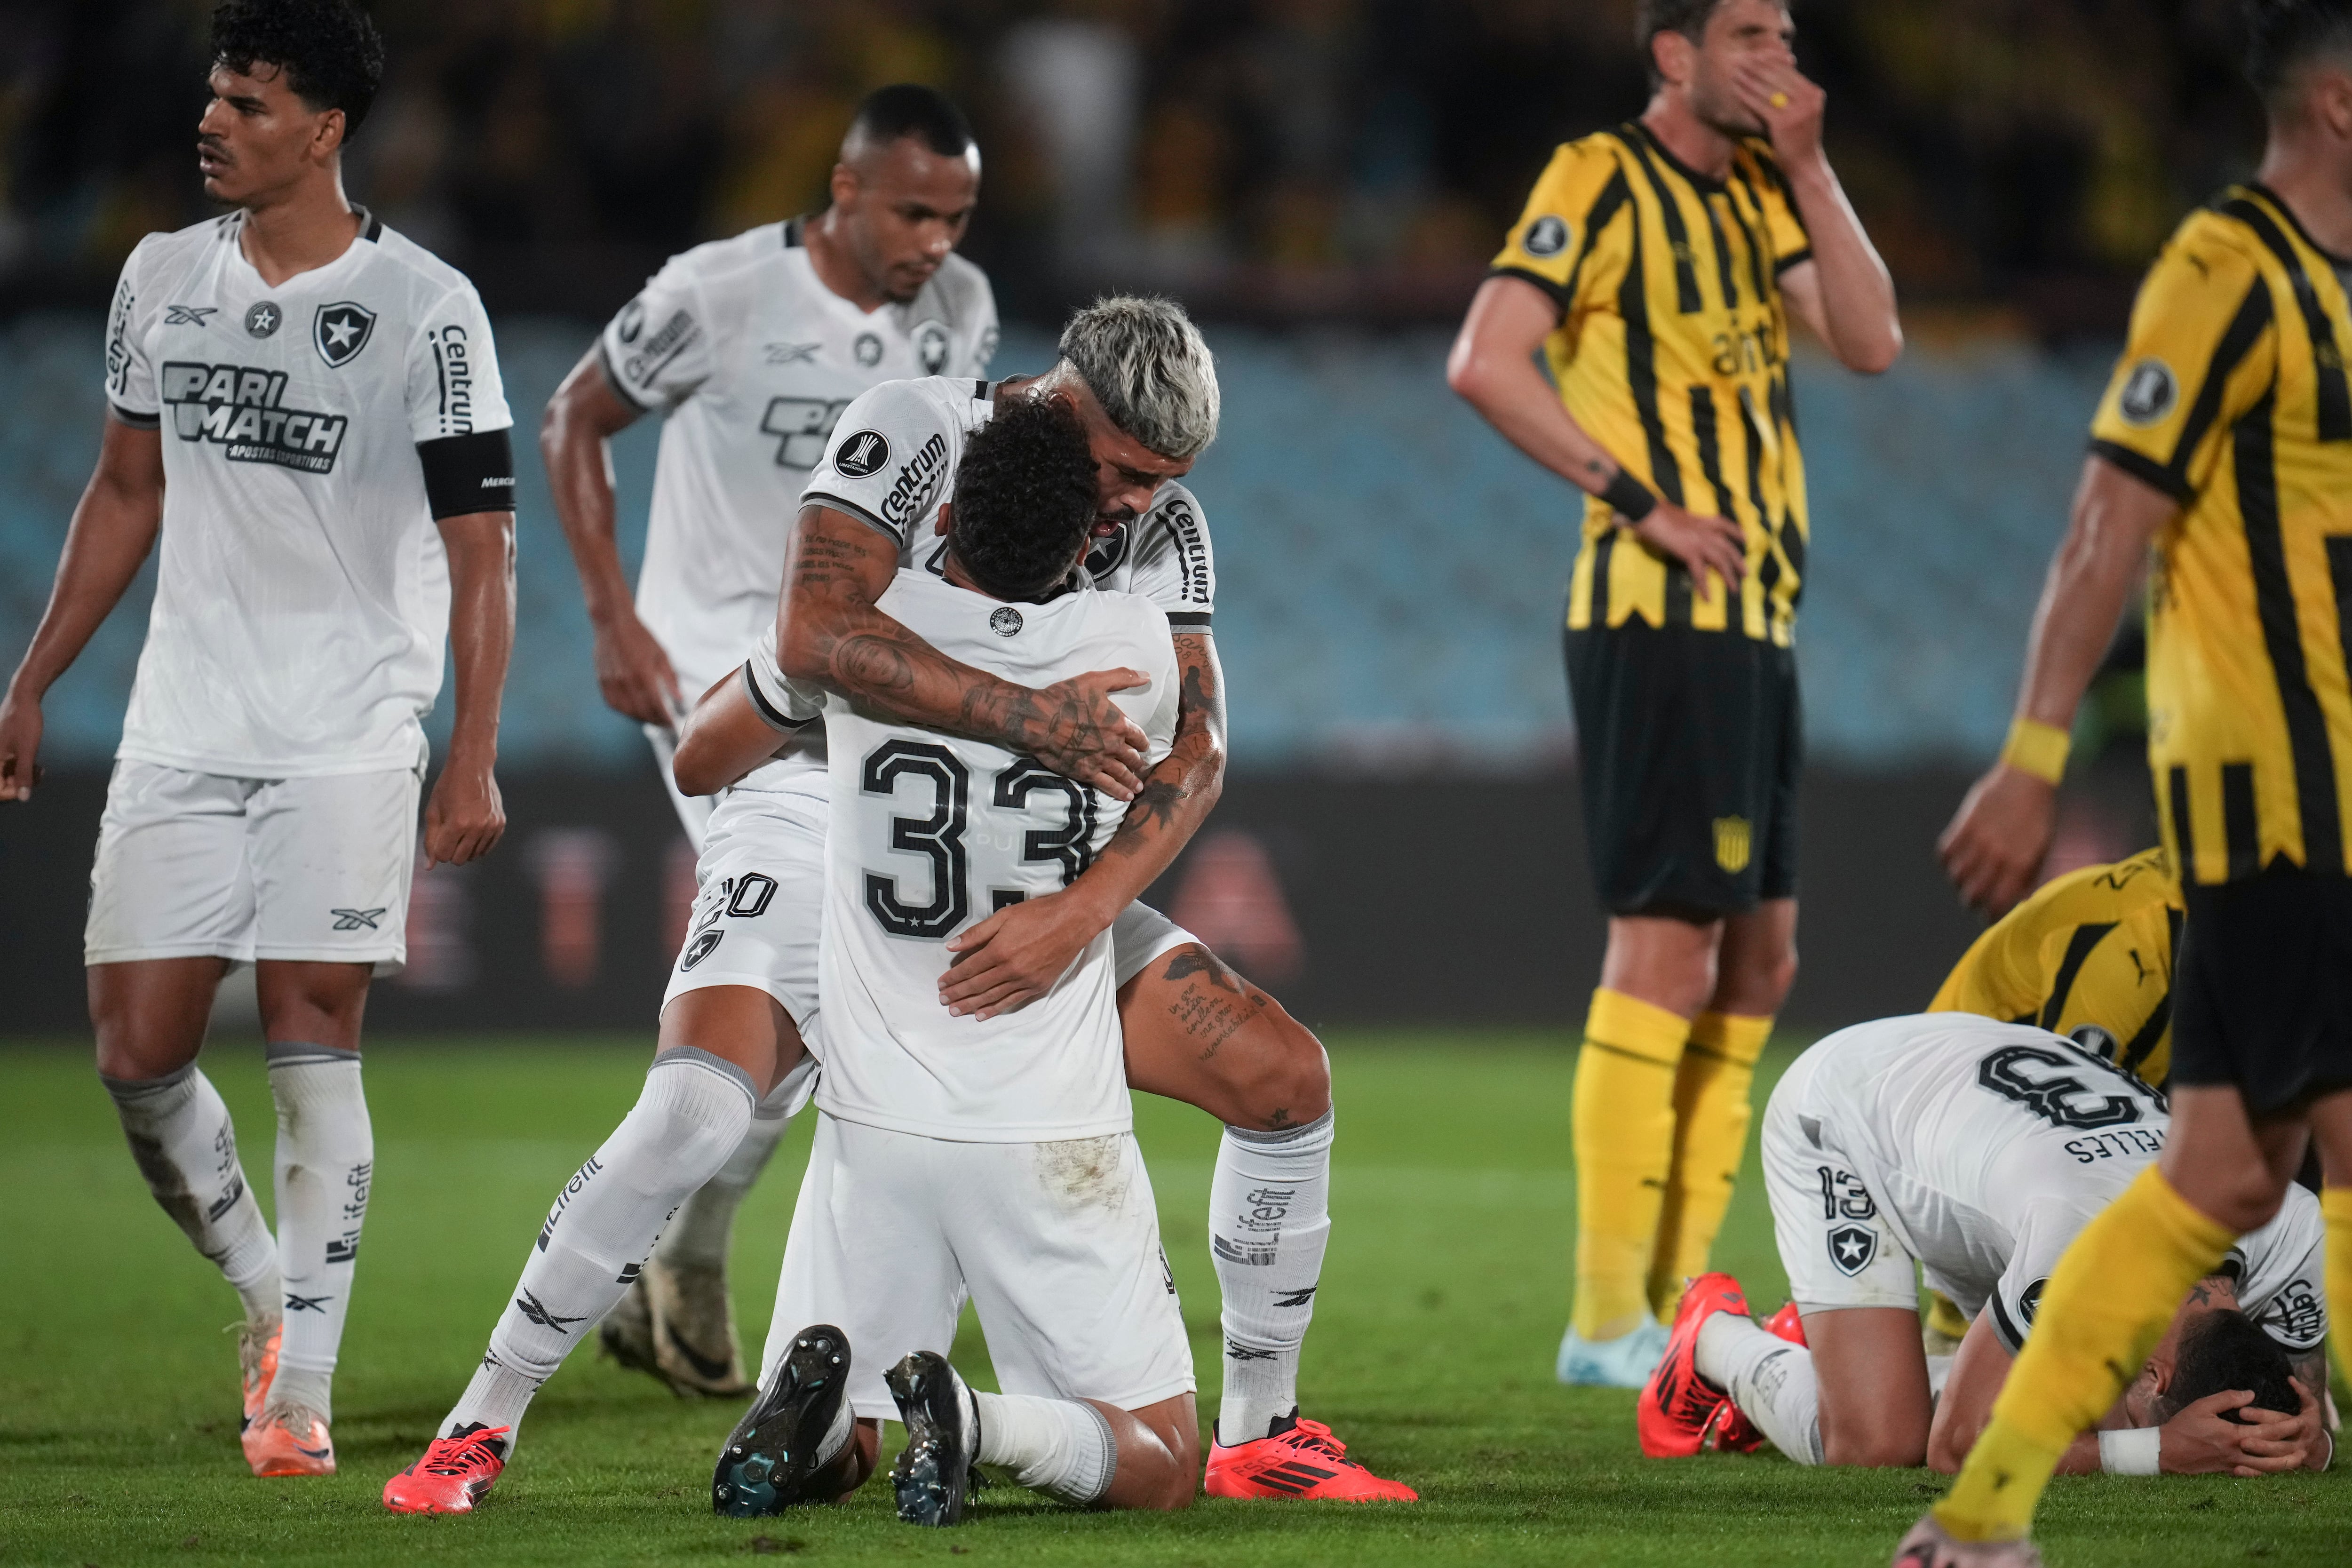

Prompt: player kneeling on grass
[
  {"left": 385, "top": 398, "right": 1190, "bottom": 1518},
  {"left": 1637, "top": 1012, "right": 2335, "bottom": 1477},
  {"left": 687, "top": 398, "right": 1194, "bottom": 1522}
]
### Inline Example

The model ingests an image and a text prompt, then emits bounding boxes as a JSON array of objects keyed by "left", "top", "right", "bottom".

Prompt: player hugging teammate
[{"left": 0, "top": 0, "right": 517, "bottom": 1478}]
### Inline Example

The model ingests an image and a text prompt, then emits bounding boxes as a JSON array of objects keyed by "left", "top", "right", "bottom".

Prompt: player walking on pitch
[
  {"left": 0, "top": 0, "right": 516, "bottom": 1478},
  {"left": 541, "top": 83, "right": 996, "bottom": 1400},
  {"left": 1913, "top": 3, "right": 2352, "bottom": 1562},
  {"left": 1447, "top": 0, "right": 1899, "bottom": 1385}
]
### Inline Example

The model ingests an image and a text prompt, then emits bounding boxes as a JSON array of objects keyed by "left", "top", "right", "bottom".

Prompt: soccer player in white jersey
[
  {"left": 712, "top": 398, "right": 1196, "bottom": 1523},
  {"left": 539, "top": 84, "right": 995, "bottom": 1398},
  {"left": 679, "top": 297, "right": 1410, "bottom": 1499},
  {"left": 1636, "top": 1013, "right": 2333, "bottom": 1477},
  {"left": 0, "top": 0, "right": 516, "bottom": 1480},
  {"left": 378, "top": 400, "right": 1175, "bottom": 1515}
]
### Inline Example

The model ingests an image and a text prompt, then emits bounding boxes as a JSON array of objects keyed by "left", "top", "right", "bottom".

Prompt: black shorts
[
  {"left": 2172, "top": 861, "right": 2352, "bottom": 1115},
  {"left": 1564, "top": 622, "right": 1801, "bottom": 919}
]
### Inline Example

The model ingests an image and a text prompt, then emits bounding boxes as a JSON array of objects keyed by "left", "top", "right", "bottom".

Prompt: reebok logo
[
  {"left": 161, "top": 361, "right": 348, "bottom": 474},
  {"left": 332, "top": 907, "right": 386, "bottom": 930},
  {"left": 514, "top": 1288, "right": 586, "bottom": 1335}
]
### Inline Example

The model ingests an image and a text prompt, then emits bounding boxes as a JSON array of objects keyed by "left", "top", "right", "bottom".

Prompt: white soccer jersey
[
  {"left": 736, "top": 374, "right": 1213, "bottom": 802},
  {"left": 798, "top": 570, "right": 1178, "bottom": 1141},
  {"left": 103, "top": 211, "right": 514, "bottom": 776},
  {"left": 602, "top": 222, "right": 998, "bottom": 697},
  {"left": 1783, "top": 1013, "right": 2327, "bottom": 1357}
]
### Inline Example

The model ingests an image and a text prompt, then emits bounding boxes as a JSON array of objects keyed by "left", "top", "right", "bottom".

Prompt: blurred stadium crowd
[{"left": 0, "top": 0, "right": 2270, "bottom": 327}]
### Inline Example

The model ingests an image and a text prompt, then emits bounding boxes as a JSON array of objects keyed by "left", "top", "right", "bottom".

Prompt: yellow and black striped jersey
[
  {"left": 1492, "top": 123, "right": 1812, "bottom": 646},
  {"left": 1928, "top": 846, "right": 2184, "bottom": 1087},
  {"left": 2090, "top": 184, "right": 2352, "bottom": 885}
]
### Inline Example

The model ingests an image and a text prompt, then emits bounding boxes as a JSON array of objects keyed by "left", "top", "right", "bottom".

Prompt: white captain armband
[
  {"left": 417, "top": 429, "right": 516, "bottom": 519},
  {"left": 2097, "top": 1426, "right": 2160, "bottom": 1475},
  {"left": 745, "top": 625, "right": 822, "bottom": 734}
]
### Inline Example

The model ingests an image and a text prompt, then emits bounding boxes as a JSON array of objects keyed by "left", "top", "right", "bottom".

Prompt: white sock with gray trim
[
  {"left": 654, "top": 1059, "right": 813, "bottom": 1272},
  {"left": 1209, "top": 1110, "right": 1335, "bottom": 1443},
  {"left": 444, "top": 1049, "right": 756, "bottom": 1443},
  {"left": 972, "top": 1390, "right": 1117, "bottom": 1504},
  {"left": 268, "top": 1043, "right": 373, "bottom": 1420},
  {"left": 102, "top": 1061, "right": 281, "bottom": 1323},
  {"left": 1695, "top": 1312, "right": 1823, "bottom": 1465}
]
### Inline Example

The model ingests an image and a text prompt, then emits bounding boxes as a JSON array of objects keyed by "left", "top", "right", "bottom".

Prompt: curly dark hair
[
  {"left": 948, "top": 398, "right": 1100, "bottom": 603},
  {"left": 212, "top": 0, "right": 385, "bottom": 140},
  {"left": 2156, "top": 1307, "right": 2298, "bottom": 1423}
]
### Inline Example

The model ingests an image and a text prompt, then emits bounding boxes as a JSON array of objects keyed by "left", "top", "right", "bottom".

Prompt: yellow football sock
[
  {"left": 1936, "top": 1167, "right": 2233, "bottom": 1542},
  {"left": 1571, "top": 988, "right": 1689, "bottom": 1342},
  {"left": 2325, "top": 1187, "right": 2352, "bottom": 1386},
  {"left": 1647, "top": 1011, "right": 1772, "bottom": 1320}
]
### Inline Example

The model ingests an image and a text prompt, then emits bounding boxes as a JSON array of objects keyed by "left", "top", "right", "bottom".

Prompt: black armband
[
  {"left": 1598, "top": 470, "right": 1657, "bottom": 522},
  {"left": 417, "top": 428, "right": 517, "bottom": 519}
]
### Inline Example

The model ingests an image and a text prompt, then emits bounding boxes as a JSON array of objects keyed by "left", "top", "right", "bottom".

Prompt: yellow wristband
[{"left": 2000, "top": 716, "right": 2070, "bottom": 785}]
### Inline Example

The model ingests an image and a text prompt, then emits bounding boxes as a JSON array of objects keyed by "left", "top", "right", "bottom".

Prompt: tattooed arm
[
  {"left": 779, "top": 504, "right": 1149, "bottom": 798},
  {"left": 938, "top": 632, "right": 1229, "bottom": 1019}
]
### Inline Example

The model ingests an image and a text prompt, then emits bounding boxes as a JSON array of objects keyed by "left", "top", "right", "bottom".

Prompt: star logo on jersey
[
  {"left": 331, "top": 907, "right": 387, "bottom": 931},
  {"left": 763, "top": 341, "right": 822, "bottom": 365},
  {"left": 314, "top": 302, "right": 378, "bottom": 368},
  {"left": 854, "top": 331, "right": 883, "bottom": 367},
  {"left": 680, "top": 930, "right": 723, "bottom": 971},
  {"left": 1524, "top": 215, "right": 1571, "bottom": 257},
  {"left": 915, "top": 320, "right": 952, "bottom": 375},
  {"left": 990, "top": 605, "right": 1025, "bottom": 637},
  {"left": 834, "top": 429, "right": 890, "bottom": 478},
  {"left": 1828, "top": 1224, "right": 1877, "bottom": 1276},
  {"left": 245, "top": 300, "right": 282, "bottom": 338},
  {"left": 165, "top": 304, "right": 218, "bottom": 326}
]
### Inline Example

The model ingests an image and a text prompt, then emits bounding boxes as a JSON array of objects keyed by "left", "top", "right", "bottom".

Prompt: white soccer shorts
[
  {"left": 661, "top": 788, "right": 1202, "bottom": 1028},
  {"left": 661, "top": 789, "right": 826, "bottom": 1030},
  {"left": 764, "top": 1114, "right": 1195, "bottom": 1421},
  {"left": 1759, "top": 1043, "right": 1921, "bottom": 1315},
  {"left": 84, "top": 759, "right": 421, "bottom": 972}
]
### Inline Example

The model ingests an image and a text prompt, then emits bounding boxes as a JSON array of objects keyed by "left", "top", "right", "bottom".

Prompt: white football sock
[
  {"left": 267, "top": 1043, "right": 373, "bottom": 1419},
  {"left": 654, "top": 1057, "right": 814, "bottom": 1271},
  {"left": 444, "top": 1049, "right": 755, "bottom": 1443},
  {"left": 103, "top": 1062, "right": 280, "bottom": 1323},
  {"left": 1208, "top": 1110, "right": 1334, "bottom": 1443},
  {"left": 972, "top": 1389, "right": 1118, "bottom": 1504},
  {"left": 1695, "top": 1312, "right": 1823, "bottom": 1465}
]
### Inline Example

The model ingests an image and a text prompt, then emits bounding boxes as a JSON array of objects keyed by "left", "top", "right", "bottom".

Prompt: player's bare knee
[
  {"left": 1252, "top": 1006, "right": 1333, "bottom": 1125},
  {"left": 1820, "top": 1420, "right": 1925, "bottom": 1469}
]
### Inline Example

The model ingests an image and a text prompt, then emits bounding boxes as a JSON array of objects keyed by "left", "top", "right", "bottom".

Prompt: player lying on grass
[
  {"left": 700, "top": 399, "right": 1197, "bottom": 1524},
  {"left": 1638, "top": 1012, "right": 2333, "bottom": 1476},
  {"left": 627, "top": 296, "right": 1408, "bottom": 1498}
]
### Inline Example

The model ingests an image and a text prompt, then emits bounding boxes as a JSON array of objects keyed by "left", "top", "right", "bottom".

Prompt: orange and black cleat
[
  {"left": 382, "top": 1423, "right": 512, "bottom": 1513},
  {"left": 1205, "top": 1413, "right": 1417, "bottom": 1501},
  {"left": 235, "top": 1319, "right": 280, "bottom": 1437},
  {"left": 242, "top": 1402, "right": 336, "bottom": 1477},
  {"left": 1638, "top": 1272, "right": 1750, "bottom": 1458}
]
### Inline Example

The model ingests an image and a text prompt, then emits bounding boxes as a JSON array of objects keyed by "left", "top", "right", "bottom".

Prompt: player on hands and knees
[
  {"left": 700, "top": 295, "right": 1406, "bottom": 1496},
  {"left": 0, "top": 0, "right": 516, "bottom": 1479},
  {"left": 1916, "top": 845, "right": 2185, "bottom": 1353},
  {"left": 1447, "top": 0, "right": 1900, "bottom": 1388},
  {"left": 539, "top": 84, "right": 996, "bottom": 1399},
  {"left": 1637, "top": 1014, "right": 2328, "bottom": 1480},
  {"left": 1914, "top": 6, "right": 2352, "bottom": 1561},
  {"left": 701, "top": 398, "right": 1195, "bottom": 1522}
]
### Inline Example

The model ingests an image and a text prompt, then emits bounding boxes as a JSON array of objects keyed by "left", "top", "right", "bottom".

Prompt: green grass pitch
[{"left": 1, "top": 1032, "right": 2344, "bottom": 1566}]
